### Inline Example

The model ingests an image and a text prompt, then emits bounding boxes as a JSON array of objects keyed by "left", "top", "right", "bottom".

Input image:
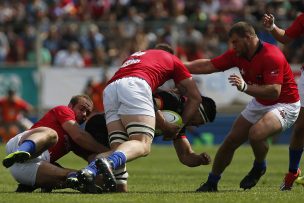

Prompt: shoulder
[{"left": 52, "top": 106, "right": 74, "bottom": 115}]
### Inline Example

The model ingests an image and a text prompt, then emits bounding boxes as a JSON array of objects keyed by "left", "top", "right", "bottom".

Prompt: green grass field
[{"left": 0, "top": 144, "right": 303, "bottom": 203}]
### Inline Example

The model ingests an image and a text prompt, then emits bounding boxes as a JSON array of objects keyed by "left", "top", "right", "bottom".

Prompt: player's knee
[
  {"left": 45, "top": 128, "right": 58, "bottom": 145},
  {"left": 248, "top": 127, "right": 264, "bottom": 142},
  {"left": 141, "top": 142, "right": 151, "bottom": 156}
]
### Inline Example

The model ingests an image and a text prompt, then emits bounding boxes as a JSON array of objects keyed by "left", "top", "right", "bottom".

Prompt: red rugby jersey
[
  {"left": 31, "top": 106, "right": 75, "bottom": 162},
  {"left": 211, "top": 42, "right": 299, "bottom": 105},
  {"left": 285, "top": 13, "right": 304, "bottom": 39},
  {"left": 107, "top": 49, "right": 192, "bottom": 92}
]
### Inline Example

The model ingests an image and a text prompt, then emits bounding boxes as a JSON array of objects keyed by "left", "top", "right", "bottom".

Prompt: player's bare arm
[
  {"left": 62, "top": 120, "right": 108, "bottom": 153},
  {"left": 262, "top": 13, "right": 291, "bottom": 44},
  {"left": 228, "top": 74, "right": 281, "bottom": 99},
  {"left": 176, "top": 78, "right": 202, "bottom": 126},
  {"left": 184, "top": 59, "right": 219, "bottom": 74},
  {"left": 173, "top": 138, "right": 211, "bottom": 167}
]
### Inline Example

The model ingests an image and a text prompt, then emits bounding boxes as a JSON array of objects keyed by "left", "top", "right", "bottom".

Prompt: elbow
[{"left": 271, "top": 88, "right": 281, "bottom": 99}]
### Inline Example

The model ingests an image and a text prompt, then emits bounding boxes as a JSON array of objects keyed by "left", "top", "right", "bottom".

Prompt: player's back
[{"left": 108, "top": 49, "right": 191, "bottom": 92}]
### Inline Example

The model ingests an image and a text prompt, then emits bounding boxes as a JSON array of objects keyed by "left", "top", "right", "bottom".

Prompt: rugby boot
[
  {"left": 95, "top": 157, "right": 117, "bottom": 192},
  {"left": 196, "top": 182, "right": 218, "bottom": 192},
  {"left": 3, "top": 151, "right": 31, "bottom": 168},
  {"left": 280, "top": 168, "right": 301, "bottom": 190},
  {"left": 240, "top": 167, "right": 266, "bottom": 190}
]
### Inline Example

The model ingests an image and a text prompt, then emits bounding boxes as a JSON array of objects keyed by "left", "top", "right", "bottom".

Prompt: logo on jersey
[
  {"left": 121, "top": 59, "right": 141, "bottom": 68},
  {"left": 270, "top": 69, "right": 279, "bottom": 77},
  {"left": 279, "top": 109, "right": 286, "bottom": 119},
  {"left": 131, "top": 51, "right": 146, "bottom": 56}
]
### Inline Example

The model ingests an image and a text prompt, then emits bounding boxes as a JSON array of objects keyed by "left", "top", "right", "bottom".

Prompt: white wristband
[
  {"left": 266, "top": 23, "right": 276, "bottom": 32},
  {"left": 240, "top": 82, "right": 248, "bottom": 92}
]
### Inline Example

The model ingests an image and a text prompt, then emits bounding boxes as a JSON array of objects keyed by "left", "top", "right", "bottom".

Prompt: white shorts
[
  {"left": 5, "top": 131, "right": 50, "bottom": 186},
  {"left": 103, "top": 77, "right": 155, "bottom": 123},
  {"left": 241, "top": 99, "right": 300, "bottom": 131},
  {"left": 298, "top": 71, "right": 304, "bottom": 107}
]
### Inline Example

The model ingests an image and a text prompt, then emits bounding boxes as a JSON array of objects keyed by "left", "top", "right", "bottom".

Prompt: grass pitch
[{"left": 0, "top": 144, "right": 303, "bottom": 203}]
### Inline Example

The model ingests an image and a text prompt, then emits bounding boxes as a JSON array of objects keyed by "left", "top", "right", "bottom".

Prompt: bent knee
[
  {"left": 141, "top": 142, "right": 151, "bottom": 156},
  {"left": 34, "top": 127, "right": 58, "bottom": 144}
]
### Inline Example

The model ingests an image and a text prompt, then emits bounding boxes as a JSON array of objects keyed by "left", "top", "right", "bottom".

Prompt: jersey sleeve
[
  {"left": 171, "top": 55, "right": 192, "bottom": 84},
  {"left": 285, "top": 13, "right": 304, "bottom": 39},
  {"left": 53, "top": 106, "right": 76, "bottom": 125},
  {"left": 211, "top": 50, "right": 236, "bottom": 71}
]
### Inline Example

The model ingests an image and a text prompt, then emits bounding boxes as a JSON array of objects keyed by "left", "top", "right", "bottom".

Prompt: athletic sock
[
  {"left": 107, "top": 151, "right": 127, "bottom": 170},
  {"left": 17, "top": 140, "right": 36, "bottom": 155},
  {"left": 84, "top": 160, "right": 99, "bottom": 177},
  {"left": 253, "top": 160, "right": 266, "bottom": 171},
  {"left": 207, "top": 172, "right": 221, "bottom": 185},
  {"left": 289, "top": 148, "right": 303, "bottom": 173}
]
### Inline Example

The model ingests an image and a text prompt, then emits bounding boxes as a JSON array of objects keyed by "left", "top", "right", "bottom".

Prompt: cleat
[
  {"left": 15, "top": 184, "right": 37, "bottom": 193},
  {"left": 295, "top": 175, "right": 304, "bottom": 186},
  {"left": 196, "top": 182, "right": 218, "bottom": 192},
  {"left": 240, "top": 167, "right": 266, "bottom": 190},
  {"left": 95, "top": 158, "right": 117, "bottom": 192},
  {"left": 66, "top": 172, "right": 80, "bottom": 190},
  {"left": 2, "top": 151, "right": 31, "bottom": 168},
  {"left": 280, "top": 168, "right": 301, "bottom": 191},
  {"left": 66, "top": 170, "right": 104, "bottom": 194}
]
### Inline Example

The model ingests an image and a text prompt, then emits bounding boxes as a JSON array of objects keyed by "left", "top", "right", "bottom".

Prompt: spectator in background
[
  {"left": 79, "top": 24, "right": 105, "bottom": 53},
  {"left": 54, "top": 41, "right": 84, "bottom": 68},
  {"left": 83, "top": 71, "right": 110, "bottom": 113},
  {"left": 42, "top": 25, "right": 61, "bottom": 63},
  {"left": 6, "top": 26, "right": 26, "bottom": 65},
  {"left": 0, "top": 89, "right": 33, "bottom": 143},
  {"left": 27, "top": 40, "right": 52, "bottom": 67},
  {"left": 0, "top": 29, "right": 9, "bottom": 63}
]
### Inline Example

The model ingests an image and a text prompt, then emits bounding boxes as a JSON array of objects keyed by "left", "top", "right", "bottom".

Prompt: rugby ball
[{"left": 161, "top": 110, "right": 183, "bottom": 127}]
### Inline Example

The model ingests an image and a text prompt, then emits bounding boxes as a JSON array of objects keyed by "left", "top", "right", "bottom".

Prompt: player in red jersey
[
  {"left": 263, "top": 13, "right": 304, "bottom": 190},
  {"left": 14, "top": 89, "right": 216, "bottom": 193},
  {"left": 185, "top": 22, "right": 300, "bottom": 192},
  {"left": 2, "top": 95, "right": 108, "bottom": 191},
  {"left": 67, "top": 89, "right": 216, "bottom": 193},
  {"left": 72, "top": 43, "right": 203, "bottom": 192}
]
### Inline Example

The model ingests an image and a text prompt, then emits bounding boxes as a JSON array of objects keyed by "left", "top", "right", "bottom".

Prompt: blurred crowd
[{"left": 0, "top": 0, "right": 303, "bottom": 69}]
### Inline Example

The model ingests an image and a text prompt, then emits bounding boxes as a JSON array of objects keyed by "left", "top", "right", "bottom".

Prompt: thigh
[
  {"left": 223, "top": 115, "right": 252, "bottom": 148},
  {"left": 107, "top": 120, "right": 129, "bottom": 149},
  {"left": 250, "top": 111, "right": 283, "bottom": 141},
  {"left": 121, "top": 114, "right": 155, "bottom": 142}
]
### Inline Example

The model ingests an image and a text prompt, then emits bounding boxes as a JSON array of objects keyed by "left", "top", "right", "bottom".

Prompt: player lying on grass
[
  {"left": 8, "top": 90, "right": 216, "bottom": 193},
  {"left": 66, "top": 89, "right": 216, "bottom": 193},
  {"left": 2, "top": 95, "right": 109, "bottom": 192}
]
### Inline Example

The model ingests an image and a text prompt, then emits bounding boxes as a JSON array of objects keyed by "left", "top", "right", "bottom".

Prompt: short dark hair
[
  {"left": 154, "top": 43, "right": 174, "bottom": 54},
  {"left": 228, "top": 21, "right": 256, "bottom": 38},
  {"left": 69, "top": 94, "right": 93, "bottom": 106},
  {"left": 199, "top": 96, "right": 216, "bottom": 123}
]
